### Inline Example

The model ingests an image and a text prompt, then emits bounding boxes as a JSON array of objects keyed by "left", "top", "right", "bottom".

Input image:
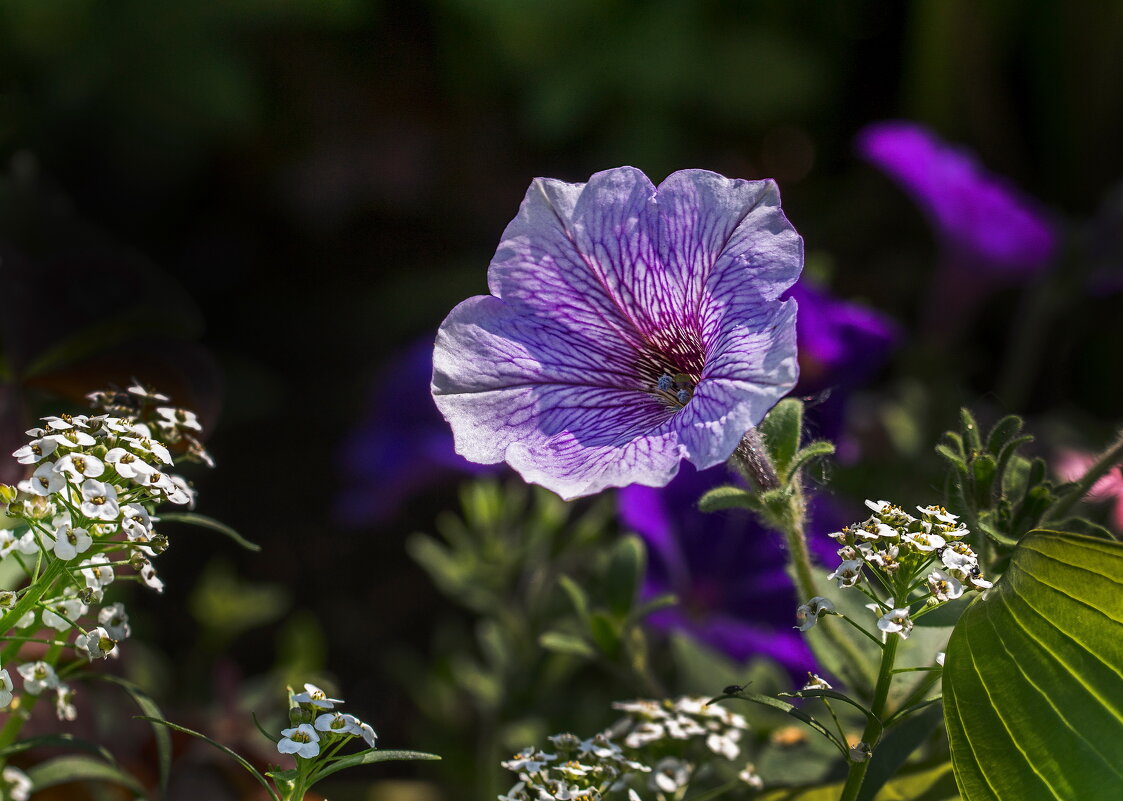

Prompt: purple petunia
[
  {"left": 432, "top": 167, "right": 803, "bottom": 500},
  {"left": 856, "top": 121, "right": 1057, "bottom": 277}
]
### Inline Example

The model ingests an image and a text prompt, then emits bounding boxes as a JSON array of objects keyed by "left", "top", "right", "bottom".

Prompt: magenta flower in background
[
  {"left": 1055, "top": 450, "right": 1123, "bottom": 532},
  {"left": 619, "top": 462, "right": 840, "bottom": 673},
  {"left": 433, "top": 167, "right": 803, "bottom": 500},
  {"left": 856, "top": 121, "right": 1057, "bottom": 277}
]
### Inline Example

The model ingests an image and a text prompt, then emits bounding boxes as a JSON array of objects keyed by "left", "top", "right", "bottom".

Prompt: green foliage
[
  {"left": 25, "top": 755, "right": 146, "bottom": 798},
  {"left": 944, "top": 531, "right": 1123, "bottom": 801},
  {"left": 756, "top": 761, "right": 960, "bottom": 801}
]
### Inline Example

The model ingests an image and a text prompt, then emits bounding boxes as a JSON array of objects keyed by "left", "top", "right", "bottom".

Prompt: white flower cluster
[
  {"left": 0, "top": 385, "right": 211, "bottom": 719},
  {"left": 1, "top": 765, "right": 31, "bottom": 801},
  {"left": 277, "top": 683, "right": 378, "bottom": 760},
  {"left": 498, "top": 697, "right": 753, "bottom": 801},
  {"left": 801, "top": 501, "right": 993, "bottom": 641}
]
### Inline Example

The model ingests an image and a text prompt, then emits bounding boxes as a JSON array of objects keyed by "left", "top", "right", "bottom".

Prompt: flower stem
[{"left": 839, "top": 635, "right": 899, "bottom": 801}]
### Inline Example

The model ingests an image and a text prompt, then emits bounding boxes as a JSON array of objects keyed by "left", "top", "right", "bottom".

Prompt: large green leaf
[
  {"left": 757, "top": 761, "right": 959, "bottom": 800},
  {"left": 944, "top": 531, "right": 1123, "bottom": 801}
]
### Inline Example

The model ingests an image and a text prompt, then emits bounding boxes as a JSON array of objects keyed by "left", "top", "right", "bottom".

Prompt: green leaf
[
  {"left": 959, "top": 408, "right": 982, "bottom": 452},
  {"left": 0, "top": 733, "right": 117, "bottom": 764},
  {"left": 604, "top": 535, "right": 644, "bottom": 618},
  {"left": 308, "top": 749, "right": 441, "bottom": 785},
  {"left": 710, "top": 691, "right": 846, "bottom": 755},
  {"left": 588, "top": 611, "right": 620, "bottom": 658},
  {"left": 759, "top": 398, "right": 804, "bottom": 478},
  {"left": 970, "top": 453, "right": 997, "bottom": 509},
  {"left": 137, "top": 716, "right": 281, "bottom": 801},
  {"left": 538, "top": 631, "right": 595, "bottom": 659},
  {"left": 558, "top": 574, "right": 591, "bottom": 623},
  {"left": 697, "top": 485, "right": 759, "bottom": 512},
  {"left": 89, "top": 674, "right": 172, "bottom": 794},
  {"left": 936, "top": 444, "right": 968, "bottom": 475},
  {"left": 1053, "top": 517, "right": 1118, "bottom": 541},
  {"left": 26, "top": 755, "right": 145, "bottom": 796},
  {"left": 160, "top": 511, "right": 262, "bottom": 552},
  {"left": 984, "top": 415, "right": 1023, "bottom": 455},
  {"left": 944, "top": 531, "right": 1123, "bottom": 801}
]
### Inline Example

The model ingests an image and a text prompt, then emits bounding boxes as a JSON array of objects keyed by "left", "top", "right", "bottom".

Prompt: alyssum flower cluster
[
  {"left": 0, "top": 385, "right": 210, "bottom": 724},
  {"left": 797, "top": 500, "right": 993, "bottom": 641},
  {"left": 500, "top": 696, "right": 762, "bottom": 800},
  {"left": 279, "top": 682, "right": 378, "bottom": 759}
]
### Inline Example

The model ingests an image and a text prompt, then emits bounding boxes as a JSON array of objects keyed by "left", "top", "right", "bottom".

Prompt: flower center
[{"left": 651, "top": 372, "right": 695, "bottom": 410}]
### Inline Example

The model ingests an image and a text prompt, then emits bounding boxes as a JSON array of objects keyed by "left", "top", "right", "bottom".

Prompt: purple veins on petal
[
  {"left": 856, "top": 121, "right": 1057, "bottom": 276},
  {"left": 432, "top": 166, "right": 803, "bottom": 499}
]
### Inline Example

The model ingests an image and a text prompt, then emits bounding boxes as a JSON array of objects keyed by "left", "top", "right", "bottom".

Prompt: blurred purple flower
[
  {"left": 432, "top": 167, "right": 803, "bottom": 500},
  {"left": 857, "top": 121, "right": 1057, "bottom": 277},
  {"left": 335, "top": 339, "right": 496, "bottom": 526},
  {"left": 619, "top": 462, "right": 839, "bottom": 672}
]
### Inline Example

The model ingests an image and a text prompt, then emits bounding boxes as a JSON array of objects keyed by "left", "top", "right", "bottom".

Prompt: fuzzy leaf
[
  {"left": 697, "top": 485, "right": 759, "bottom": 512},
  {"left": 604, "top": 535, "right": 644, "bottom": 618},
  {"left": 759, "top": 398, "right": 804, "bottom": 478},
  {"left": 944, "top": 531, "right": 1123, "bottom": 801},
  {"left": 539, "top": 631, "right": 595, "bottom": 659}
]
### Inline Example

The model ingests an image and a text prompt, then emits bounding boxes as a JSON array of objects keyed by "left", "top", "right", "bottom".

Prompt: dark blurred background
[{"left": 2, "top": 1, "right": 1122, "bottom": 798}]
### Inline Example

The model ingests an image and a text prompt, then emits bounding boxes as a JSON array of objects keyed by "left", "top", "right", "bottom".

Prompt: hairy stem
[{"left": 839, "top": 635, "right": 899, "bottom": 801}]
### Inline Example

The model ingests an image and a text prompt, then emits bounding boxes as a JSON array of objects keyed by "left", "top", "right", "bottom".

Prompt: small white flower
[
  {"left": 278, "top": 723, "right": 320, "bottom": 758},
  {"left": 827, "top": 559, "right": 864, "bottom": 588},
  {"left": 139, "top": 562, "right": 165, "bottom": 593},
  {"left": 917, "top": 505, "right": 958, "bottom": 524},
  {"left": 156, "top": 406, "right": 203, "bottom": 432},
  {"left": 105, "top": 447, "right": 149, "bottom": 479},
  {"left": 501, "top": 748, "right": 556, "bottom": 773},
  {"left": 794, "top": 596, "right": 835, "bottom": 631},
  {"left": 18, "top": 661, "right": 59, "bottom": 695},
  {"left": 53, "top": 453, "right": 105, "bottom": 482},
  {"left": 55, "top": 683, "right": 78, "bottom": 721},
  {"left": 864, "top": 499, "right": 895, "bottom": 515},
  {"left": 314, "top": 711, "right": 361, "bottom": 736},
  {"left": 936, "top": 652, "right": 946, "bottom": 667},
  {"left": 80, "top": 554, "right": 116, "bottom": 591},
  {"left": 15, "top": 530, "right": 41, "bottom": 556},
  {"left": 969, "top": 573, "right": 994, "bottom": 590},
  {"left": 127, "top": 383, "right": 170, "bottom": 402},
  {"left": 120, "top": 504, "right": 154, "bottom": 540},
  {"left": 901, "top": 530, "right": 946, "bottom": 553},
  {"left": 75, "top": 626, "right": 118, "bottom": 660},
  {"left": 98, "top": 603, "right": 132, "bottom": 640},
  {"left": 1, "top": 766, "right": 32, "bottom": 801},
  {"left": 866, "top": 544, "right": 902, "bottom": 574},
  {"left": 941, "top": 543, "right": 978, "bottom": 572},
  {"left": 705, "top": 728, "right": 741, "bottom": 760},
  {"left": 0, "top": 531, "right": 20, "bottom": 559},
  {"left": 738, "top": 763, "right": 764, "bottom": 789},
  {"left": 856, "top": 520, "right": 897, "bottom": 541},
  {"left": 356, "top": 720, "right": 378, "bottom": 748},
  {"left": 801, "top": 673, "right": 832, "bottom": 691},
  {"left": 877, "top": 608, "right": 914, "bottom": 639},
  {"left": 45, "top": 523, "right": 92, "bottom": 560},
  {"left": 29, "top": 462, "right": 65, "bottom": 496},
  {"left": 42, "top": 592, "right": 87, "bottom": 631},
  {"left": 80, "top": 479, "right": 120, "bottom": 520},
  {"left": 50, "top": 429, "right": 96, "bottom": 448},
  {"left": 293, "top": 682, "right": 344, "bottom": 709},
  {"left": 123, "top": 437, "right": 173, "bottom": 466},
  {"left": 927, "top": 570, "right": 964, "bottom": 602},
  {"left": 650, "top": 757, "right": 691, "bottom": 793},
  {"left": 849, "top": 742, "right": 872, "bottom": 762},
  {"left": 13, "top": 437, "right": 58, "bottom": 464},
  {"left": 0, "top": 668, "right": 13, "bottom": 707}
]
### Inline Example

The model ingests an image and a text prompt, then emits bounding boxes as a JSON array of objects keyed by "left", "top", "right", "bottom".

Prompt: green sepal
[
  {"left": 698, "top": 485, "right": 760, "bottom": 513},
  {"left": 759, "top": 397, "right": 804, "bottom": 478},
  {"left": 785, "top": 440, "right": 836, "bottom": 484}
]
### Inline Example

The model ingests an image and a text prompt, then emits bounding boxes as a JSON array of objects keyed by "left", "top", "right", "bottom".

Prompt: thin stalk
[
  {"left": 839, "top": 635, "right": 900, "bottom": 801},
  {"left": 0, "top": 641, "right": 63, "bottom": 749}
]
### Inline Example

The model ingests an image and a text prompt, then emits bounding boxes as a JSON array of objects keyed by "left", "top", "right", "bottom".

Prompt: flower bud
[{"left": 0, "top": 484, "right": 18, "bottom": 505}]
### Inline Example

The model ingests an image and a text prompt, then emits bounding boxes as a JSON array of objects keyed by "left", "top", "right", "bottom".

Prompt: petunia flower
[
  {"left": 856, "top": 121, "right": 1057, "bottom": 278},
  {"left": 433, "top": 167, "right": 802, "bottom": 499},
  {"left": 1055, "top": 449, "right": 1123, "bottom": 532}
]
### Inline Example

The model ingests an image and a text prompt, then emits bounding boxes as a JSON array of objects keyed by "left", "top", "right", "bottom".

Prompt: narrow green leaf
[
  {"left": 26, "top": 755, "right": 145, "bottom": 796},
  {"left": 778, "top": 689, "right": 879, "bottom": 729},
  {"left": 710, "top": 691, "right": 846, "bottom": 755},
  {"left": 959, "top": 408, "right": 982, "bottom": 452},
  {"left": 936, "top": 444, "right": 968, "bottom": 475},
  {"left": 160, "top": 512, "right": 262, "bottom": 552},
  {"left": 0, "top": 733, "right": 117, "bottom": 764},
  {"left": 697, "top": 485, "right": 758, "bottom": 512},
  {"left": 90, "top": 675, "right": 172, "bottom": 794},
  {"left": 971, "top": 453, "right": 997, "bottom": 509},
  {"left": 944, "top": 531, "right": 1123, "bottom": 801},
  {"left": 136, "top": 716, "right": 281, "bottom": 801},
  {"left": 588, "top": 612, "right": 620, "bottom": 658},
  {"left": 558, "top": 574, "right": 591, "bottom": 623},
  {"left": 856, "top": 703, "right": 944, "bottom": 801},
  {"left": 1052, "top": 517, "right": 1117, "bottom": 541},
  {"left": 630, "top": 592, "right": 678, "bottom": 623},
  {"left": 308, "top": 749, "right": 441, "bottom": 785},
  {"left": 756, "top": 761, "right": 959, "bottom": 801},
  {"left": 985, "top": 415, "right": 1023, "bottom": 455},
  {"left": 760, "top": 398, "right": 804, "bottom": 478},
  {"left": 604, "top": 535, "right": 644, "bottom": 618},
  {"left": 539, "top": 631, "right": 595, "bottom": 659}
]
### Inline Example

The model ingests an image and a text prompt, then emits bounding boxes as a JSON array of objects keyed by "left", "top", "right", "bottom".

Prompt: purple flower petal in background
[
  {"left": 433, "top": 167, "right": 803, "bottom": 500},
  {"left": 618, "top": 463, "right": 840, "bottom": 673},
  {"left": 856, "top": 121, "right": 1057, "bottom": 277},
  {"left": 336, "top": 339, "right": 497, "bottom": 526}
]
